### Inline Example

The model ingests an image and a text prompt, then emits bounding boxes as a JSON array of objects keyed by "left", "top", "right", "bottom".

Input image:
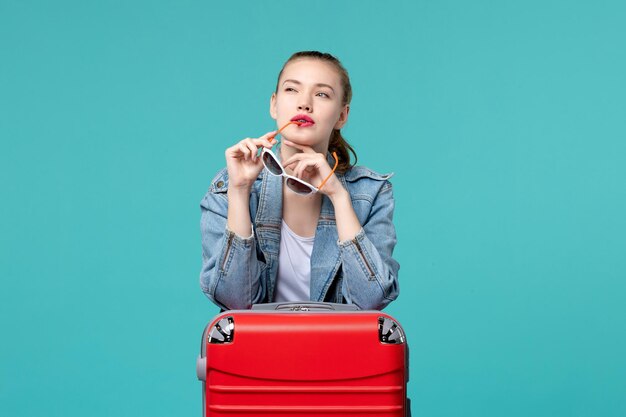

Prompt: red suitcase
[{"left": 196, "top": 302, "right": 410, "bottom": 417}]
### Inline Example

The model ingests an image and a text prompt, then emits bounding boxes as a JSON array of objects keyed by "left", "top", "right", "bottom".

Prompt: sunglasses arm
[{"left": 317, "top": 152, "right": 339, "bottom": 191}]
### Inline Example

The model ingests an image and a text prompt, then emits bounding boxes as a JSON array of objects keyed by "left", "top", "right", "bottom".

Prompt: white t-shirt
[{"left": 274, "top": 220, "right": 314, "bottom": 302}]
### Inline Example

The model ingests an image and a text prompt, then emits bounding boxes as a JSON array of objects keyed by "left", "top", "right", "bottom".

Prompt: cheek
[
  {"left": 320, "top": 107, "right": 343, "bottom": 126},
  {"left": 275, "top": 96, "right": 295, "bottom": 114}
]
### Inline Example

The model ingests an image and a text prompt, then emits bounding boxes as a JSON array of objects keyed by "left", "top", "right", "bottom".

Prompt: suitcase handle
[{"left": 251, "top": 302, "right": 360, "bottom": 311}]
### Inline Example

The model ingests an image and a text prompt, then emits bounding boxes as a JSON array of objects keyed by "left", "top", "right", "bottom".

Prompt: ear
[
  {"left": 269, "top": 92, "right": 277, "bottom": 120},
  {"left": 334, "top": 104, "right": 350, "bottom": 129}
]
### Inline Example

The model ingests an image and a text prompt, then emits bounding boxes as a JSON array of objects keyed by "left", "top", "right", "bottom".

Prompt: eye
[
  {"left": 285, "top": 87, "right": 297, "bottom": 92},
  {"left": 316, "top": 92, "right": 330, "bottom": 98}
]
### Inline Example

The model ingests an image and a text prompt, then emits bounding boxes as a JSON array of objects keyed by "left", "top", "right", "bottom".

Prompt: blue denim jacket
[{"left": 199, "top": 154, "right": 400, "bottom": 311}]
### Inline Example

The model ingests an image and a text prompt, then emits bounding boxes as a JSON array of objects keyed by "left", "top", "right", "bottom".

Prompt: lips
[{"left": 291, "top": 114, "right": 315, "bottom": 127}]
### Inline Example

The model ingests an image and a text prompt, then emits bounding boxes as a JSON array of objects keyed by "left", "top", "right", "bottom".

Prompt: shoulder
[
  {"left": 342, "top": 165, "right": 395, "bottom": 200},
  {"left": 206, "top": 167, "right": 229, "bottom": 194},
  {"left": 343, "top": 165, "right": 394, "bottom": 183}
]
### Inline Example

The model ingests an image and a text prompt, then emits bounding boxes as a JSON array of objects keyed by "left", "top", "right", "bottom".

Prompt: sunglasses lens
[
  {"left": 286, "top": 178, "right": 314, "bottom": 195},
  {"left": 262, "top": 152, "right": 283, "bottom": 175}
]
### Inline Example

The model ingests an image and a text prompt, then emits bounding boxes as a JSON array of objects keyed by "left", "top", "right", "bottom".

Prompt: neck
[{"left": 281, "top": 181, "right": 323, "bottom": 230}]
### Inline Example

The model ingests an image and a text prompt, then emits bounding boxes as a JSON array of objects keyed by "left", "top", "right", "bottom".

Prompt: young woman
[{"left": 200, "top": 51, "right": 399, "bottom": 310}]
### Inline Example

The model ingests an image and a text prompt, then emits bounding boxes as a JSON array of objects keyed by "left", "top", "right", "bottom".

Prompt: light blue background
[{"left": 1, "top": 1, "right": 624, "bottom": 416}]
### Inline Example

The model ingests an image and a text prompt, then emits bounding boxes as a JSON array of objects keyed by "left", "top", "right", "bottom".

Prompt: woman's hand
[
  {"left": 225, "top": 131, "right": 277, "bottom": 190},
  {"left": 281, "top": 139, "right": 346, "bottom": 198}
]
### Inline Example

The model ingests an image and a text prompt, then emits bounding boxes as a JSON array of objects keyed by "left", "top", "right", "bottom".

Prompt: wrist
[
  {"left": 228, "top": 186, "right": 252, "bottom": 200},
  {"left": 328, "top": 187, "right": 350, "bottom": 204}
]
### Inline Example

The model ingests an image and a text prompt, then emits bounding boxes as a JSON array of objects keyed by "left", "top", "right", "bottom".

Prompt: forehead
[{"left": 279, "top": 58, "right": 341, "bottom": 89}]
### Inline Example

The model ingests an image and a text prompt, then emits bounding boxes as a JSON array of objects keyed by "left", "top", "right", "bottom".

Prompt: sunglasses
[{"left": 261, "top": 121, "right": 339, "bottom": 195}]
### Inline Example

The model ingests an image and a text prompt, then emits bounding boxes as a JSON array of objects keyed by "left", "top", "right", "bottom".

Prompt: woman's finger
[
  {"left": 243, "top": 139, "right": 259, "bottom": 161},
  {"left": 225, "top": 143, "right": 240, "bottom": 158},
  {"left": 292, "top": 160, "right": 307, "bottom": 180},
  {"left": 245, "top": 131, "right": 278, "bottom": 151},
  {"left": 293, "top": 158, "right": 320, "bottom": 180},
  {"left": 282, "top": 153, "right": 306, "bottom": 167},
  {"left": 259, "top": 130, "right": 279, "bottom": 144},
  {"left": 252, "top": 137, "right": 275, "bottom": 149},
  {"left": 238, "top": 143, "right": 252, "bottom": 160},
  {"left": 285, "top": 152, "right": 327, "bottom": 172},
  {"left": 227, "top": 134, "right": 276, "bottom": 161},
  {"left": 261, "top": 130, "right": 278, "bottom": 139}
]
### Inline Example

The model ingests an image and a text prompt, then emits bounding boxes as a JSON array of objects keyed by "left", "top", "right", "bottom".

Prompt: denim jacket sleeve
[
  {"left": 199, "top": 170, "right": 265, "bottom": 310},
  {"left": 337, "top": 179, "right": 400, "bottom": 310}
]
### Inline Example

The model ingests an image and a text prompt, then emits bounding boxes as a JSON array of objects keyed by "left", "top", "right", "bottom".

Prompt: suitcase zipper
[
  {"left": 353, "top": 237, "right": 376, "bottom": 279},
  {"left": 221, "top": 233, "right": 234, "bottom": 272}
]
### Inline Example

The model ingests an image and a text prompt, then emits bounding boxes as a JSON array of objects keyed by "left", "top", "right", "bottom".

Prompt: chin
[
  {"left": 285, "top": 137, "right": 320, "bottom": 148},
  {"left": 286, "top": 128, "right": 322, "bottom": 141},
  {"left": 284, "top": 132, "right": 309, "bottom": 141}
]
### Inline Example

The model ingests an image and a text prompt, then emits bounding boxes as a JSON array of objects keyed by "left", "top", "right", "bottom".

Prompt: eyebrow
[{"left": 282, "top": 79, "right": 335, "bottom": 93}]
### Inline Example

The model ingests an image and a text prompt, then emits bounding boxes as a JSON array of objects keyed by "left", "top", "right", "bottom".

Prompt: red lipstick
[{"left": 290, "top": 114, "right": 315, "bottom": 127}]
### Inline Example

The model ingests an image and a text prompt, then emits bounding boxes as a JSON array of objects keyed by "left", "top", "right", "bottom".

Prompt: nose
[{"left": 298, "top": 101, "right": 312, "bottom": 112}]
